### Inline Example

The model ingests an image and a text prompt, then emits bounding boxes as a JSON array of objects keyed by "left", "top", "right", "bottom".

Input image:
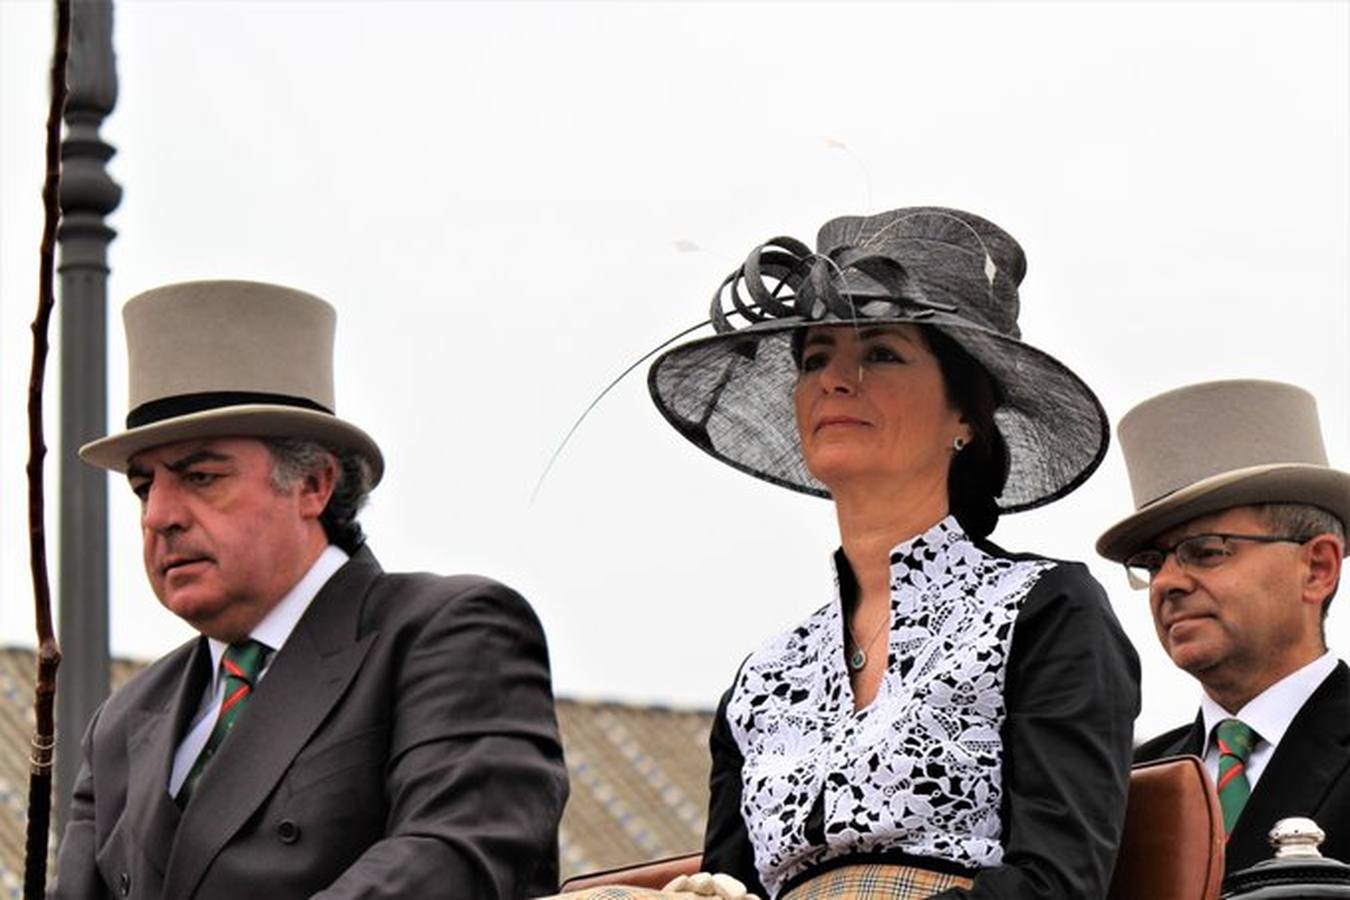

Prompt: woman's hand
[{"left": 662, "top": 872, "right": 760, "bottom": 900}]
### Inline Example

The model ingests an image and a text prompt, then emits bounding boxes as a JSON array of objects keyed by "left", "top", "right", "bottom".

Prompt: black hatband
[{"left": 126, "top": 391, "right": 332, "bottom": 429}]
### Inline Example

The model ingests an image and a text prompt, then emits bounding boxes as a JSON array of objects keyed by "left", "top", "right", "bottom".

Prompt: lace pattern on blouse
[{"left": 725, "top": 517, "right": 1054, "bottom": 897}]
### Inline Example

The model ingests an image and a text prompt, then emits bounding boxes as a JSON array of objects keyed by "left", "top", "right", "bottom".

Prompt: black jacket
[
  {"left": 54, "top": 546, "right": 569, "bottom": 900},
  {"left": 1134, "top": 661, "right": 1350, "bottom": 875}
]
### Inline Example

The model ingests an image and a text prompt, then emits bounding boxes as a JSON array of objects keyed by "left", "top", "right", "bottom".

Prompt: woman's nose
[{"left": 819, "top": 353, "right": 860, "bottom": 394}]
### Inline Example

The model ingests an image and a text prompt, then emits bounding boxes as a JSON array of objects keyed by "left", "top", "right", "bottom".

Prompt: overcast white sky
[{"left": 2, "top": 1, "right": 1347, "bottom": 741}]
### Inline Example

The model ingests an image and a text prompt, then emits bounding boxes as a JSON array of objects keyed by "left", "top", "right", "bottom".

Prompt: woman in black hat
[{"left": 646, "top": 208, "right": 1140, "bottom": 899}]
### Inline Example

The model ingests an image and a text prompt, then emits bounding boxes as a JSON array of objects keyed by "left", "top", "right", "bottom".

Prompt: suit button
[
  {"left": 276, "top": 819, "right": 300, "bottom": 844},
  {"left": 119, "top": 872, "right": 130, "bottom": 895}
]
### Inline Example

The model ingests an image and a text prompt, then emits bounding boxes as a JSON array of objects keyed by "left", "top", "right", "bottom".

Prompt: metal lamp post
[{"left": 56, "top": 0, "right": 119, "bottom": 832}]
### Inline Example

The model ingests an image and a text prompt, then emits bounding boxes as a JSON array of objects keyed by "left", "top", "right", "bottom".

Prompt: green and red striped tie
[
  {"left": 176, "top": 639, "right": 271, "bottom": 808},
  {"left": 1215, "top": 717, "right": 1259, "bottom": 837}
]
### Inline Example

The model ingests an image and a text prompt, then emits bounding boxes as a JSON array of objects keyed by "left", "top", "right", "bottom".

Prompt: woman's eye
[
  {"left": 800, "top": 352, "right": 828, "bottom": 372},
  {"left": 864, "top": 345, "right": 903, "bottom": 363}
]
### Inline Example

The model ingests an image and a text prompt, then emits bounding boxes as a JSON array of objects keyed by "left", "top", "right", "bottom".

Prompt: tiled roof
[
  {"left": 0, "top": 646, "right": 712, "bottom": 893},
  {"left": 556, "top": 698, "right": 711, "bottom": 875}
]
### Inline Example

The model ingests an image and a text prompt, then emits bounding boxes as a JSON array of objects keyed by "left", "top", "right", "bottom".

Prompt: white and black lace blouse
[{"left": 701, "top": 517, "right": 1140, "bottom": 900}]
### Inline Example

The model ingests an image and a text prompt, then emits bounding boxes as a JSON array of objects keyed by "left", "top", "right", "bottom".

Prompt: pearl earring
[{"left": 953, "top": 435, "right": 967, "bottom": 452}]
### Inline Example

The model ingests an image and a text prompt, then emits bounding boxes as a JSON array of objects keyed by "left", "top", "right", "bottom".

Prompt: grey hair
[
  {"left": 1254, "top": 502, "right": 1345, "bottom": 625},
  {"left": 263, "top": 437, "right": 375, "bottom": 554},
  {"left": 1255, "top": 502, "right": 1346, "bottom": 542}
]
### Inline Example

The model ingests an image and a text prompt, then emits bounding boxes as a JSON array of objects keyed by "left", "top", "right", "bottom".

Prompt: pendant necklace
[{"left": 845, "top": 609, "right": 890, "bottom": 672}]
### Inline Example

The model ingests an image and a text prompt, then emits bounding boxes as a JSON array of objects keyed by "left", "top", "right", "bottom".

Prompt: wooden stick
[{"left": 25, "top": 1, "right": 72, "bottom": 895}]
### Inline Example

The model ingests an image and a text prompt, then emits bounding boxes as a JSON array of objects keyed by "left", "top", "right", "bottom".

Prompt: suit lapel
[
  {"left": 125, "top": 639, "right": 211, "bottom": 878},
  {"left": 1168, "top": 714, "right": 1206, "bottom": 757},
  {"left": 1228, "top": 662, "right": 1350, "bottom": 871},
  {"left": 163, "top": 549, "right": 382, "bottom": 898},
  {"left": 1134, "top": 715, "right": 1204, "bottom": 764}
]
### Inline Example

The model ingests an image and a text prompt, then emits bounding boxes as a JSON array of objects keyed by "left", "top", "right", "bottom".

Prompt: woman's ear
[{"left": 957, "top": 415, "right": 975, "bottom": 447}]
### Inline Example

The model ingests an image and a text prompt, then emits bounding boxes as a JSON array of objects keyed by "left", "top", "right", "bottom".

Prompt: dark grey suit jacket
[
  {"left": 53, "top": 546, "right": 569, "bottom": 899},
  {"left": 1134, "top": 660, "right": 1350, "bottom": 875}
]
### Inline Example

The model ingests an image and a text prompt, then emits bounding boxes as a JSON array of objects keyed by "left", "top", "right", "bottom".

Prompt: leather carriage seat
[
  {"left": 560, "top": 756, "right": 1224, "bottom": 899},
  {"left": 1108, "top": 755, "right": 1225, "bottom": 900},
  {"left": 561, "top": 852, "right": 702, "bottom": 892}
]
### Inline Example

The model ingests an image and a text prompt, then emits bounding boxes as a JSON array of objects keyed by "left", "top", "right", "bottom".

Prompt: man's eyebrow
[
  {"left": 165, "top": 450, "right": 233, "bottom": 474},
  {"left": 802, "top": 332, "right": 836, "bottom": 347},
  {"left": 126, "top": 463, "right": 151, "bottom": 482}
]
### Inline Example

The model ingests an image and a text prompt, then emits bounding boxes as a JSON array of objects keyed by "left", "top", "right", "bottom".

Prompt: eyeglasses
[{"left": 1124, "top": 532, "right": 1308, "bottom": 590}]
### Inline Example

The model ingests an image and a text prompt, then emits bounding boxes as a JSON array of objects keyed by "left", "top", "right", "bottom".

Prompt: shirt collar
[
  {"left": 205, "top": 544, "right": 350, "bottom": 681},
  {"left": 1200, "top": 650, "right": 1338, "bottom": 748},
  {"left": 831, "top": 514, "right": 965, "bottom": 587}
]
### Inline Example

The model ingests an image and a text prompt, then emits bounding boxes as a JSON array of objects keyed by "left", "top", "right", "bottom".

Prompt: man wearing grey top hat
[
  {"left": 52, "top": 281, "right": 568, "bottom": 900},
  {"left": 1097, "top": 380, "right": 1349, "bottom": 875}
]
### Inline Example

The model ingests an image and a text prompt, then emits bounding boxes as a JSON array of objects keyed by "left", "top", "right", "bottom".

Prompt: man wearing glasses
[{"left": 1096, "top": 379, "right": 1349, "bottom": 874}]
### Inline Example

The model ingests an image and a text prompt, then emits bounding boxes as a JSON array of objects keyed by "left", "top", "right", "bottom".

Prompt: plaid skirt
[
  {"left": 782, "top": 863, "right": 973, "bottom": 899},
  {"left": 547, "top": 863, "right": 973, "bottom": 900}
]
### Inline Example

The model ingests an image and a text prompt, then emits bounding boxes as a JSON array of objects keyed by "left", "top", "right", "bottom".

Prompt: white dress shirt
[
  {"left": 1199, "top": 650, "right": 1338, "bottom": 790},
  {"left": 168, "top": 545, "right": 349, "bottom": 796}
]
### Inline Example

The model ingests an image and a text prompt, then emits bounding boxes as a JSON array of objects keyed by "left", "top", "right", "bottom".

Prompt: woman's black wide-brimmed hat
[{"left": 647, "top": 206, "right": 1109, "bottom": 511}]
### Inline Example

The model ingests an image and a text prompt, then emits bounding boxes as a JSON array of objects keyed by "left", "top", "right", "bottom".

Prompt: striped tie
[
  {"left": 1215, "top": 717, "right": 1259, "bottom": 837},
  {"left": 176, "top": 639, "right": 271, "bottom": 808}
]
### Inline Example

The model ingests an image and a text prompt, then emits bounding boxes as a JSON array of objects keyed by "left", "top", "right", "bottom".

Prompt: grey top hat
[
  {"left": 79, "top": 280, "right": 384, "bottom": 483},
  {"left": 647, "top": 206, "right": 1109, "bottom": 512},
  {"left": 1096, "top": 379, "right": 1350, "bottom": 562}
]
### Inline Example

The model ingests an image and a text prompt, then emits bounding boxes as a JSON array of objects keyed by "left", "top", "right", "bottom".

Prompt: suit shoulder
[
  {"left": 1134, "top": 723, "right": 1195, "bottom": 762},
  {"left": 372, "top": 570, "right": 526, "bottom": 603},
  {"left": 365, "top": 569, "right": 541, "bottom": 627}
]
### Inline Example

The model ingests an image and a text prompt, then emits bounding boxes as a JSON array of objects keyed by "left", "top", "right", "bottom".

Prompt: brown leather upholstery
[
  {"left": 1108, "top": 755, "right": 1225, "bottom": 900},
  {"left": 559, "top": 756, "right": 1224, "bottom": 899},
  {"left": 560, "top": 852, "right": 702, "bottom": 892}
]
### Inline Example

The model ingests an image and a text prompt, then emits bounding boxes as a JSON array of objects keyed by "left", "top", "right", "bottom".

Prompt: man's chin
[
  {"left": 1166, "top": 641, "right": 1225, "bottom": 678},
  {"left": 160, "top": 591, "right": 229, "bottom": 630}
]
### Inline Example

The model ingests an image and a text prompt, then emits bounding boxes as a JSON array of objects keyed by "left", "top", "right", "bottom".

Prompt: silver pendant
[{"left": 849, "top": 647, "right": 866, "bottom": 671}]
